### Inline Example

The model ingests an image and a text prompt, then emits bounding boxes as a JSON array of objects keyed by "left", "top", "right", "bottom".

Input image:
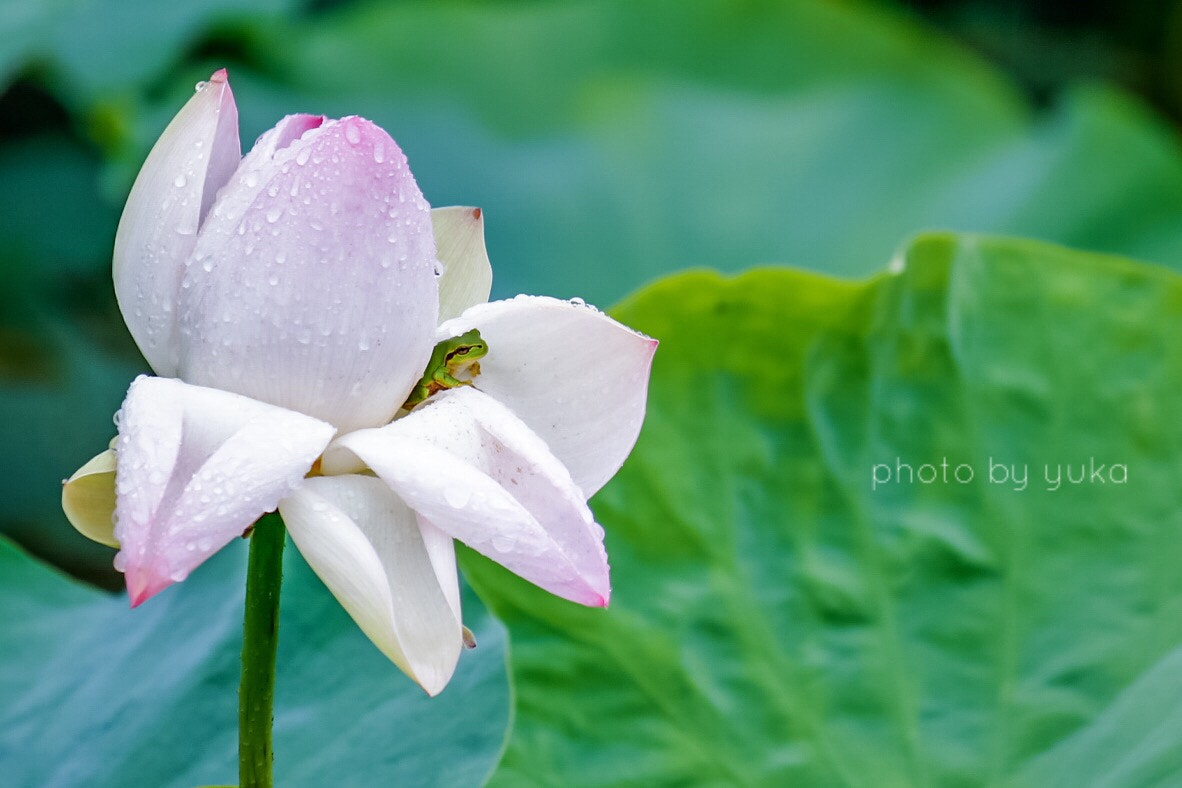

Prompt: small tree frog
[{"left": 402, "top": 328, "right": 489, "bottom": 409}]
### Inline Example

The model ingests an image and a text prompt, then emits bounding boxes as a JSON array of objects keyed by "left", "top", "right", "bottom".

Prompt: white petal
[
  {"left": 113, "top": 376, "right": 335, "bottom": 606},
  {"left": 279, "top": 475, "right": 462, "bottom": 695},
  {"left": 439, "top": 296, "right": 657, "bottom": 495},
  {"left": 432, "top": 206, "right": 492, "bottom": 322},
  {"left": 328, "top": 387, "right": 610, "bottom": 606},
  {"left": 113, "top": 69, "right": 240, "bottom": 377},
  {"left": 417, "top": 518, "right": 462, "bottom": 623},
  {"left": 178, "top": 116, "right": 438, "bottom": 433}
]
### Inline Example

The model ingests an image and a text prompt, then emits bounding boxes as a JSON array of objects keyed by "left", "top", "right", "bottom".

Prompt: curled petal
[
  {"left": 242, "top": 113, "right": 325, "bottom": 162},
  {"left": 439, "top": 296, "right": 657, "bottom": 495},
  {"left": 113, "top": 376, "right": 335, "bottom": 607},
  {"left": 178, "top": 116, "right": 438, "bottom": 433},
  {"left": 279, "top": 475, "right": 462, "bottom": 696},
  {"left": 417, "top": 517, "right": 462, "bottom": 623},
  {"left": 113, "top": 69, "right": 240, "bottom": 377},
  {"left": 327, "top": 387, "right": 610, "bottom": 607},
  {"left": 432, "top": 206, "right": 492, "bottom": 322},
  {"left": 62, "top": 449, "right": 119, "bottom": 548}
]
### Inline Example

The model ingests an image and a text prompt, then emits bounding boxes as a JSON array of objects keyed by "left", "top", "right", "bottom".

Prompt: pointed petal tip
[
  {"left": 559, "top": 579, "right": 611, "bottom": 608},
  {"left": 574, "top": 576, "right": 611, "bottom": 607},
  {"left": 407, "top": 657, "right": 454, "bottom": 697},
  {"left": 209, "top": 68, "right": 228, "bottom": 83},
  {"left": 582, "top": 586, "right": 609, "bottom": 608},
  {"left": 125, "top": 563, "right": 175, "bottom": 608}
]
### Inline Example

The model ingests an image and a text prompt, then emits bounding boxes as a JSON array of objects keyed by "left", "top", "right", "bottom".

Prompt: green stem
[{"left": 239, "top": 513, "right": 286, "bottom": 788}]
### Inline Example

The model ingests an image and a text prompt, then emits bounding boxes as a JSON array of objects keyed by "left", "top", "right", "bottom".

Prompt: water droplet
[
  {"left": 242, "top": 172, "right": 259, "bottom": 188},
  {"left": 444, "top": 487, "right": 471, "bottom": 509},
  {"left": 570, "top": 297, "right": 585, "bottom": 306},
  {"left": 194, "top": 81, "right": 208, "bottom": 92},
  {"left": 265, "top": 207, "right": 283, "bottom": 223},
  {"left": 372, "top": 143, "right": 385, "bottom": 163},
  {"left": 268, "top": 274, "right": 279, "bottom": 286},
  {"left": 173, "top": 174, "right": 187, "bottom": 188}
]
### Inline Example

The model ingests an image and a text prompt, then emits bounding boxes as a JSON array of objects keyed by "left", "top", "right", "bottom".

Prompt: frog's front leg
[{"left": 431, "top": 368, "right": 473, "bottom": 390}]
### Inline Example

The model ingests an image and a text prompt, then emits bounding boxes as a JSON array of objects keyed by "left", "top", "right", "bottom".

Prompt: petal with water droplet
[
  {"left": 438, "top": 296, "right": 657, "bottom": 496},
  {"left": 328, "top": 387, "right": 610, "bottom": 607},
  {"left": 178, "top": 116, "right": 438, "bottom": 432},
  {"left": 432, "top": 206, "right": 492, "bottom": 322},
  {"left": 62, "top": 448, "right": 119, "bottom": 548},
  {"left": 113, "top": 376, "right": 335, "bottom": 607},
  {"left": 280, "top": 475, "right": 462, "bottom": 696},
  {"left": 113, "top": 69, "right": 240, "bottom": 377}
]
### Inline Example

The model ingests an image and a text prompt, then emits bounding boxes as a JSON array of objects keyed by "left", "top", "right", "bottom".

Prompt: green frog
[{"left": 402, "top": 328, "right": 489, "bottom": 409}]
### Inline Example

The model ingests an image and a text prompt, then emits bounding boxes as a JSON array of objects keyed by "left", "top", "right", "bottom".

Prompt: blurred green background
[{"left": 5, "top": 0, "right": 1182, "bottom": 784}]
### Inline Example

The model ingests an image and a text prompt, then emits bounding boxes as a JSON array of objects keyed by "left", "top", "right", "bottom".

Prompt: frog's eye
[{"left": 454, "top": 347, "right": 471, "bottom": 356}]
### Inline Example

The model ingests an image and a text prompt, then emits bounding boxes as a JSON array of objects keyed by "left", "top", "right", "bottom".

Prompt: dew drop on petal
[
  {"left": 443, "top": 486, "right": 471, "bottom": 509},
  {"left": 194, "top": 81, "right": 208, "bottom": 92}
]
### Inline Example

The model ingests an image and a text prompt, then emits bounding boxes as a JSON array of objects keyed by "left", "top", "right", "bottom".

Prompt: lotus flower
[{"left": 62, "top": 69, "right": 656, "bottom": 695}]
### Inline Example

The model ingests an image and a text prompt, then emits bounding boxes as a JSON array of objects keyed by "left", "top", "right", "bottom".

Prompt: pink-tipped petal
[
  {"left": 113, "top": 70, "right": 240, "bottom": 377},
  {"left": 432, "top": 206, "right": 492, "bottom": 322},
  {"left": 328, "top": 387, "right": 611, "bottom": 607},
  {"left": 178, "top": 116, "right": 438, "bottom": 433},
  {"left": 280, "top": 475, "right": 462, "bottom": 695},
  {"left": 127, "top": 561, "right": 172, "bottom": 608},
  {"left": 439, "top": 296, "right": 657, "bottom": 496},
  {"left": 245, "top": 113, "right": 324, "bottom": 160},
  {"left": 112, "top": 376, "right": 335, "bottom": 605}
]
